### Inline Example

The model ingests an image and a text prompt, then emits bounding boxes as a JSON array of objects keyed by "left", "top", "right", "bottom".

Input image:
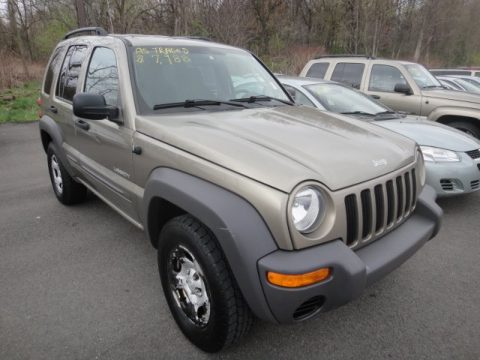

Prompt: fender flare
[
  {"left": 38, "top": 116, "right": 75, "bottom": 175},
  {"left": 428, "top": 106, "right": 480, "bottom": 123},
  {"left": 143, "top": 167, "right": 279, "bottom": 322}
]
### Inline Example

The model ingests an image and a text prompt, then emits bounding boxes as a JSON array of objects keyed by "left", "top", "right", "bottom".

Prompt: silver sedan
[{"left": 280, "top": 76, "right": 480, "bottom": 197}]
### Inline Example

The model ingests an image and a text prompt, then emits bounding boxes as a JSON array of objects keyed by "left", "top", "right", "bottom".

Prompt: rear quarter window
[
  {"left": 306, "top": 62, "right": 329, "bottom": 79},
  {"left": 330, "top": 63, "right": 365, "bottom": 89}
]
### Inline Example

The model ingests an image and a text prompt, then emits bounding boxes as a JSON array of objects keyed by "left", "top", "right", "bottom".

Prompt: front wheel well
[
  {"left": 436, "top": 115, "right": 480, "bottom": 137},
  {"left": 40, "top": 130, "right": 52, "bottom": 153},
  {"left": 147, "top": 197, "right": 187, "bottom": 248},
  {"left": 436, "top": 115, "right": 479, "bottom": 127}
]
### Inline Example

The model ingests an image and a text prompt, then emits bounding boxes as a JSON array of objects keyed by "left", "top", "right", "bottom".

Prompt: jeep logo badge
[{"left": 372, "top": 158, "right": 388, "bottom": 167}]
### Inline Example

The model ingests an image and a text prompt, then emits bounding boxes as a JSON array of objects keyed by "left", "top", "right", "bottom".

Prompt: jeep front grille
[
  {"left": 344, "top": 169, "right": 417, "bottom": 248},
  {"left": 466, "top": 149, "right": 480, "bottom": 159}
]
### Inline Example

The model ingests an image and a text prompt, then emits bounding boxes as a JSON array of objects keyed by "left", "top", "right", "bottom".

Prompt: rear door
[
  {"left": 364, "top": 63, "right": 422, "bottom": 114},
  {"left": 304, "top": 62, "right": 330, "bottom": 79},
  {"left": 51, "top": 44, "right": 89, "bottom": 153},
  {"left": 329, "top": 62, "right": 366, "bottom": 89},
  {"left": 71, "top": 46, "right": 140, "bottom": 224}
]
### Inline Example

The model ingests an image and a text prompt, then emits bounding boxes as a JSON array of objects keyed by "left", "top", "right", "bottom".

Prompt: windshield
[
  {"left": 404, "top": 64, "right": 442, "bottom": 89},
  {"left": 452, "top": 78, "right": 480, "bottom": 93},
  {"left": 304, "top": 83, "right": 388, "bottom": 115},
  {"left": 460, "top": 77, "right": 480, "bottom": 86},
  {"left": 131, "top": 45, "right": 289, "bottom": 113}
]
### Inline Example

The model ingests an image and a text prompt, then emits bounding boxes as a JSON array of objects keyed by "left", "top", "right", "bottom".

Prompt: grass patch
[{"left": 0, "top": 81, "right": 41, "bottom": 123}]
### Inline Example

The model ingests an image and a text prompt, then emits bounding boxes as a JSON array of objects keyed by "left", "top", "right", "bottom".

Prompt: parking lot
[{"left": 1, "top": 122, "right": 479, "bottom": 360}]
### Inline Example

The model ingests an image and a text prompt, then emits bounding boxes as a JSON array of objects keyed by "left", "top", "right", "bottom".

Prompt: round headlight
[{"left": 291, "top": 186, "right": 326, "bottom": 233}]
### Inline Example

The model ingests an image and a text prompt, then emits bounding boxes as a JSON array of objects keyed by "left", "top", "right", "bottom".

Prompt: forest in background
[{"left": 2, "top": 0, "right": 480, "bottom": 90}]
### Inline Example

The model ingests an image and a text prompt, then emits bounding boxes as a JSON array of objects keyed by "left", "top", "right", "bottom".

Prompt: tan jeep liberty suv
[
  {"left": 301, "top": 55, "right": 480, "bottom": 138},
  {"left": 39, "top": 28, "right": 442, "bottom": 352}
]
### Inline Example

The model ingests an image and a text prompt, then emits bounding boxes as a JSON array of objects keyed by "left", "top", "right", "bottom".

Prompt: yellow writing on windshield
[{"left": 135, "top": 47, "right": 191, "bottom": 65}]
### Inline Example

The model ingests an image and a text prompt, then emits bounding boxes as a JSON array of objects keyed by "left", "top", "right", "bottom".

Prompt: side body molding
[{"left": 143, "top": 167, "right": 279, "bottom": 322}]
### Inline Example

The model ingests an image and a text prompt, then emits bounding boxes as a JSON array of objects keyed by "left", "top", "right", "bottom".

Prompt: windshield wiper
[
  {"left": 374, "top": 110, "right": 400, "bottom": 120},
  {"left": 340, "top": 111, "right": 375, "bottom": 116},
  {"left": 229, "top": 95, "right": 294, "bottom": 105},
  {"left": 422, "top": 85, "right": 443, "bottom": 89},
  {"left": 153, "top": 99, "right": 247, "bottom": 110}
]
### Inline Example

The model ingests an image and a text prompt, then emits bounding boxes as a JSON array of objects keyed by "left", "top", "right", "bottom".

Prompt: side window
[
  {"left": 283, "top": 84, "right": 314, "bottom": 107},
  {"left": 475, "top": 72, "right": 480, "bottom": 77},
  {"left": 56, "top": 45, "right": 88, "bottom": 101},
  {"left": 56, "top": 47, "right": 74, "bottom": 99},
  {"left": 306, "top": 62, "right": 329, "bottom": 79},
  {"left": 331, "top": 63, "right": 365, "bottom": 89},
  {"left": 295, "top": 90, "right": 314, "bottom": 107},
  {"left": 43, "top": 47, "right": 64, "bottom": 94},
  {"left": 369, "top": 64, "right": 407, "bottom": 92},
  {"left": 84, "top": 47, "right": 119, "bottom": 106}
]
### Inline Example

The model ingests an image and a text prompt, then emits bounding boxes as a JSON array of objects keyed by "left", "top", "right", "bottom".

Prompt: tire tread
[{"left": 159, "top": 214, "right": 253, "bottom": 351}]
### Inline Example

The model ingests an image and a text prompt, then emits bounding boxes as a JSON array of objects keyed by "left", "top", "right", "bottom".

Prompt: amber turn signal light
[{"left": 267, "top": 268, "right": 331, "bottom": 288}]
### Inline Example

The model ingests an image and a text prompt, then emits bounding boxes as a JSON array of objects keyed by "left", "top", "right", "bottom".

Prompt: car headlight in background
[
  {"left": 417, "top": 148, "right": 426, "bottom": 187},
  {"left": 291, "top": 186, "right": 326, "bottom": 233},
  {"left": 420, "top": 146, "right": 460, "bottom": 162}
]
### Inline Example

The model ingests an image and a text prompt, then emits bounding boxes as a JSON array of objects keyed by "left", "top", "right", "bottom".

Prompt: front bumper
[
  {"left": 425, "top": 154, "right": 480, "bottom": 197},
  {"left": 257, "top": 185, "right": 442, "bottom": 323}
]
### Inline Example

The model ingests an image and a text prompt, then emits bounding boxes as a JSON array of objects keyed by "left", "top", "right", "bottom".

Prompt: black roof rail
[
  {"left": 64, "top": 27, "right": 108, "bottom": 40},
  {"left": 314, "top": 54, "right": 375, "bottom": 60},
  {"left": 175, "top": 36, "right": 212, "bottom": 42}
]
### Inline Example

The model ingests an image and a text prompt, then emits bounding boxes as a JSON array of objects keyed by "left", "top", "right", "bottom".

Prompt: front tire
[
  {"left": 158, "top": 215, "right": 253, "bottom": 352},
  {"left": 47, "top": 143, "right": 87, "bottom": 205}
]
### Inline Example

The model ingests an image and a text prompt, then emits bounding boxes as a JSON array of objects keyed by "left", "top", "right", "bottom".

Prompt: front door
[
  {"left": 364, "top": 64, "right": 422, "bottom": 115},
  {"left": 71, "top": 47, "right": 139, "bottom": 224}
]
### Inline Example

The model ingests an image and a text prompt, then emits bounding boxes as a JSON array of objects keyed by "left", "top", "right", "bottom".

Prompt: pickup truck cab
[
  {"left": 39, "top": 28, "right": 442, "bottom": 352},
  {"left": 300, "top": 56, "right": 480, "bottom": 138}
]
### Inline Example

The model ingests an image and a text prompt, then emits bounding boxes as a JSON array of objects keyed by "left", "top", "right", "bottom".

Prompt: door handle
[
  {"left": 48, "top": 106, "right": 58, "bottom": 114},
  {"left": 75, "top": 119, "right": 90, "bottom": 131},
  {"left": 371, "top": 95, "right": 381, "bottom": 99}
]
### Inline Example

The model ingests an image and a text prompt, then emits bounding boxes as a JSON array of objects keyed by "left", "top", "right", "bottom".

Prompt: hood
[
  {"left": 376, "top": 117, "right": 480, "bottom": 152},
  {"left": 136, "top": 106, "right": 416, "bottom": 192},
  {"left": 422, "top": 89, "right": 480, "bottom": 107}
]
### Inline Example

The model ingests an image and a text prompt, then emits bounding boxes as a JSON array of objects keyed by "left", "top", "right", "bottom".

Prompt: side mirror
[
  {"left": 394, "top": 83, "right": 413, "bottom": 95},
  {"left": 73, "top": 93, "right": 120, "bottom": 122}
]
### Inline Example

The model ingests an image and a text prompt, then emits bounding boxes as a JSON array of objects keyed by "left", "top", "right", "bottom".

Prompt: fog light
[{"left": 267, "top": 268, "right": 331, "bottom": 288}]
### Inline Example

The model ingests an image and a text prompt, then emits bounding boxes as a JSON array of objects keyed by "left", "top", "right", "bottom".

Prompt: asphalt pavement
[{"left": 1, "top": 122, "right": 479, "bottom": 360}]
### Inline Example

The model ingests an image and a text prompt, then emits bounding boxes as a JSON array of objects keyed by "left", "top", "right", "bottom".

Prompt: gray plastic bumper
[{"left": 257, "top": 185, "right": 442, "bottom": 324}]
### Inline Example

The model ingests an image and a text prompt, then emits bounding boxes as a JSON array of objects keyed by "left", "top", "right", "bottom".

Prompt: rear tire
[
  {"left": 158, "top": 215, "right": 253, "bottom": 353},
  {"left": 449, "top": 121, "right": 480, "bottom": 138},
  {"left": 47, "top": 143, "right": 87, "bottom": 205}
]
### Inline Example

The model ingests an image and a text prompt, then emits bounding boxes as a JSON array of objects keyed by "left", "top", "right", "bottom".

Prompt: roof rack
[
  {"left": 175, "top": 36, "right": 212, "bottom": 42},
  {"left": 314, "top": 54, "right": 375, "bottom": 60},
  {"left": 64, "top": 27, "right": 108, "bottom": 40}
]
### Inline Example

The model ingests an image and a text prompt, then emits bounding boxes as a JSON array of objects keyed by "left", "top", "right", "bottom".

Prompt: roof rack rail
[
  {"left": 175, "top": 36, "right": 212, "bottom": 42},
  {"left": 64, "top": 27, "right": 108, "bottom": 40},
  {"left": 314, "top": 54, "right": 375, "bottom": 60}
]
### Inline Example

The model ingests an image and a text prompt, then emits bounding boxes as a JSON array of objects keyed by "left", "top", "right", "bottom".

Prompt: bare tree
[{"left": 74, "top": 0, "right": 87, "bottom": 27}]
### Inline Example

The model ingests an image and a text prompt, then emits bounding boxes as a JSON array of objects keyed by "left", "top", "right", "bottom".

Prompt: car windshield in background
[
  {"left": 405, "top": 64, "right": 442, "bottom": 89},
  {"left": 304, "top": 83, "right": 390, "bottom": 116},
  {"left": 452, "top": 78, "right": 480, "bottom": 93},
  {"left": 131, "top": 46, "right": 290, "bottom": 113}
]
